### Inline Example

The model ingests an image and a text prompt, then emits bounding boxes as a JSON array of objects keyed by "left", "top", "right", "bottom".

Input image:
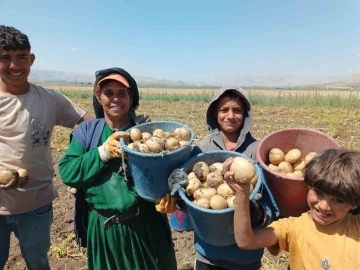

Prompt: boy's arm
[{"left": 223, "top": 157, "right": 279, "bottom": 250}]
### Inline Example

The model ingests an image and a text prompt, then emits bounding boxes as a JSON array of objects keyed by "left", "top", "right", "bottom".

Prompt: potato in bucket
[
  {"left": 120, "top": 121, "right": 195, "bottom": 202},
  {"left": 178, "top": 150, "right": 264, "bottom": 246}
]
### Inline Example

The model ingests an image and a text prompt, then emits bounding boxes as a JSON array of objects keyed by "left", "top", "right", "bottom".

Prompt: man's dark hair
[{"left": 0, "top": 25, "right": 31, "bottom": 51}]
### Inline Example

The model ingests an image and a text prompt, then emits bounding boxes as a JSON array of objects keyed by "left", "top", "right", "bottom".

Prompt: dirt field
[{"left": 4, "top": 96, "right": 360, "bottom": 270}]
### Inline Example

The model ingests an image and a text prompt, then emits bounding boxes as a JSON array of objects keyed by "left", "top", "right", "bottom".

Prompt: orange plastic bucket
[{"left": 256, "top": 128, "right": 341, "bottom": 217}]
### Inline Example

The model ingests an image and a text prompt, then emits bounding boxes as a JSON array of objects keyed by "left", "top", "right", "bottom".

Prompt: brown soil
[
  {"left": 4, "top": 149, "right": 288, "bottom": 270},
  {"left": 4, "top": 150, "right": 195, "bottom": 270}
]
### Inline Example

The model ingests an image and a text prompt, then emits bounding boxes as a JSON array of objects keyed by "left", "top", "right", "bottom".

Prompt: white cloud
[{"left": 70, "top": 48, "right": 79, "bottom": 52}]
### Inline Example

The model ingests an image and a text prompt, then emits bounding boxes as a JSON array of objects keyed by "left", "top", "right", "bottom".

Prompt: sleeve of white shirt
[{"left": 54, "top": 91, "right": 86, "bottom": 128}]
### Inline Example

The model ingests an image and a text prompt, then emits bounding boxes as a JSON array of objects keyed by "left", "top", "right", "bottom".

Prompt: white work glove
[{"left": 98, "top": 131, "right": 129, "bottom": 163}]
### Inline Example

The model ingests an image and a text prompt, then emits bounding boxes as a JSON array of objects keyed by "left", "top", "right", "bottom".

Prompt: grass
[{"left": 59, "top": 89, "right": 360, "bottom": 107}]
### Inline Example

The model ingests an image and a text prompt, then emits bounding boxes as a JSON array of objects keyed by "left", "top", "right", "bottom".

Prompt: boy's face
[
  {"left": 0, "top": 48, "right": 35, "bottom": 90},
  {"left": 307, "top": 187, "right": 357, "bottom": 226},
  {"left": 216, "top": 96, "right": 245, "bottom": 134}
]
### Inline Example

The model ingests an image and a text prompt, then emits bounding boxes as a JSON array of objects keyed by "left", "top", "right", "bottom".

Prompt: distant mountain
[
  {"left": 29, "top": 69, "right": 188, "bottom": 87},
  {"left": 329, "top": 73, "right": 360, "bottom": 87},
  {"left": 29, "top": 69, "right": 359, "bottom": 87},
  {"left": 220, "top": 75, "right": 344, "bottom": 87}
]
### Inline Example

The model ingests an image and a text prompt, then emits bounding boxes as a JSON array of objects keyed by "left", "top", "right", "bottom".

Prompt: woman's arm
[{"left": 59, "top": 137, "right": 106, "bottom": 189}]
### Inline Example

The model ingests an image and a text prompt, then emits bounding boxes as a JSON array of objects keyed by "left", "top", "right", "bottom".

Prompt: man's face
[{"left": 0, "top": 48, "right": 35, "bottom": 92}]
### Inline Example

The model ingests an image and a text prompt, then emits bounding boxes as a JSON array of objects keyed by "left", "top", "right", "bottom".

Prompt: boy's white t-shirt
[{"left": 0, "top": 83, "right": 85, "bottom": 215}]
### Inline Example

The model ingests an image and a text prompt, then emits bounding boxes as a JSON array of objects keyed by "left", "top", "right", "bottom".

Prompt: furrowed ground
[{"left": 5, "top": 86, "right": 360, "bottom": 270}]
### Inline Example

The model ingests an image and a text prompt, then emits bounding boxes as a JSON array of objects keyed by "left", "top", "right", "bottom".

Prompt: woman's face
[
  {"left": 216, "top": 96, "right": 245, "bottom": 134},
  {"left": 97, "top": 80, "right": 132, "bottom": 121}
]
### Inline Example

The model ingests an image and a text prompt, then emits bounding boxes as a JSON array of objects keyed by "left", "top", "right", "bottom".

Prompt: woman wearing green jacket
[{"left": 59, "top": 68, "right": 177, "bottom": 270}]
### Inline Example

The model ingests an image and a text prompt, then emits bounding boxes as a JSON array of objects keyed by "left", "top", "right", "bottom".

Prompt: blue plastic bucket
[
  {"left": 178, "top": 150, "right": 264, "bottom": 246},
  {"left": 120, "top": 121, "right": 195, "bottom": 202},
  {"left": 170, "top": 207, "right": 193, "bottom": 232}
]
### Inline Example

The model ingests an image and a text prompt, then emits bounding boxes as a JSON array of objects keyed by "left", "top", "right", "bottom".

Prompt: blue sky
[{"left": 1, "top": 0, "right": 359, "bottom": 83}]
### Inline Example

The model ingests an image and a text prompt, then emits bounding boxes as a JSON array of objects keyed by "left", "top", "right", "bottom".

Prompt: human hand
[
  {"left": 222, "top": 157, "right": 251, "bottom": 196},
  {"left": 98, "top": 131, "right": 129, "bottom": 162},
  {"left": 155, "top": 193, "right": 176, "bottom": 213},
  {"left": 0, "top": 169, "right": 19, "bottom": 190}
]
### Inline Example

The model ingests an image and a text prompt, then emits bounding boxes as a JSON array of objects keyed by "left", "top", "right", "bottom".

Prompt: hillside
[
  {"left": 332, "top": 73, "right": 360, "bottom": 87},
  {"left": 28, "top": 69, "right": 360, "bottom": 87}
]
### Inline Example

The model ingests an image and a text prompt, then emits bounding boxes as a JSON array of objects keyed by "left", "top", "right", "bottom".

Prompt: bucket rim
[
  {"left": 119, "top": 121, "right": 195, "bottom": 158},
  {"left": 256, "top": 127, "right": 341, "bottom": 182},
  {"left": 178, "top": 150, "right": 263, "bottom": 214}
]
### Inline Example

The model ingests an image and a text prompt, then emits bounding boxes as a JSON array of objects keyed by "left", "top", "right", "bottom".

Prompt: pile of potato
[
  {"left": 126, "top": 126, "right": 191, "bottom": 154},
  {"left": 267, "top": 148, "right": 318, "bottom": 178},
  {"left": 185, "top": 157, "right": 258, "bottom": 210}
]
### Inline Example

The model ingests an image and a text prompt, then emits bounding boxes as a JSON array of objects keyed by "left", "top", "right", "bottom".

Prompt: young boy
[
  {"left": 192, "top": 86, "right": 279, "bottom": 270},
  {"left": 223, "top": 148, "right": 360, "bottom": 269},
  {"left": 0, "top": 25, "right": 92, "bottom": 269}
]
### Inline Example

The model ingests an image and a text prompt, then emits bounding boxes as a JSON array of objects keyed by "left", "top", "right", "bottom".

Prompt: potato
[
  {"left": 127, "top": 143, "right": 135, "bottom": 150},
  {"left": 304, "top": 152, "right": 318, "bottom": 165},
  {"left": 129, "top": 128, "right": 142, "bottom": 142},
  {"left": 193, "top": 162, "right": 210, "bottom": 181},
  {"left": 292, "top": 170, "right": 304, "bottom": 177},
  {"left": 187, "top": 172, "right": 197, "bottom": 180},
  {"left": 17, "top": 168, "right": 28, "bottom": 186},
  {"left": 179, "top": 140, "right": 188, "bottom": 147},
  {"left": 145, "top": 137, "right": 164, "bottom": 153},
  {"left": 286, "top": 172, "right": 299, "bottom": 178},
  {"left": 163, "top": 132, "right": 170, "bottom": 139},
  {"left": 153, "top": 129, "right": 164, "bottom": 138},
  {"left": 278, "top": 161, "right": 293, "bottom": 174},
  {"left": 129, "top": 141, "right": 141, "bottom": 151},
  {"left": 186, "top": 178, "right": 201, "bottom": 195},
  {"left": 210, "top": 195, "right": 228, "bottom": 210},
  {"left": 0, "top": 169, "right": 18, "bottom": 185},
  {"left": 193, "top": 187, "right": 217, "bottom": 200},
  {"left": 209, "top": 162, "right": 224, "bottom": 173},
  {"left": 138, "top": 143, "right": 149, "bottom": 153},
  {"left": 141, "top": 132, "right": 152, "bottom": 141},
  {"left": 173, "top": 128, "right": 181, "bottom": 139},
  {"left": 226, "top": 195, "right": 236, "bottom": 208},
  {"left": 230, "top": 157, "right": 256, "bottom": 183},
  {"left": 269, "top": 148, "right": 285, "bottom": 165},
  {"left": 268, "top": 164, "right": 280, "bottom": 172},
  {"left": 194, "top": 198, "right": 210, "bottom": 209},
  {"left": 250, "top": 173, "right": 258, "bottom": 185},
  {"left": 17, "top": 168, "right": 28, "bottom": 179},
  {"left": 165, "top": 137, "right": 181, "bottom": 151},
  {"left": 205, "top": 172, "right": 223, "bottom": 189},
  {"left": 292, "top": 160, "right": 305, "bottom": 171},
  {"left": 179, "top": 127, "right": 191, "bottom": 141},
  {"left": 285, "top": 149, "right": 302, "bottom": 164},
  {"left": 217, "top": 183, "right": 234, "bottom": 197}
]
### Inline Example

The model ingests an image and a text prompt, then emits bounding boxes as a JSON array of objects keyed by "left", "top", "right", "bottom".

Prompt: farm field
[
  {"left": 5, "top": 86, "right": 360, "bottom": 270},
  {"left": 40, "top": 83, "right": 358, "bottom": 97}
]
